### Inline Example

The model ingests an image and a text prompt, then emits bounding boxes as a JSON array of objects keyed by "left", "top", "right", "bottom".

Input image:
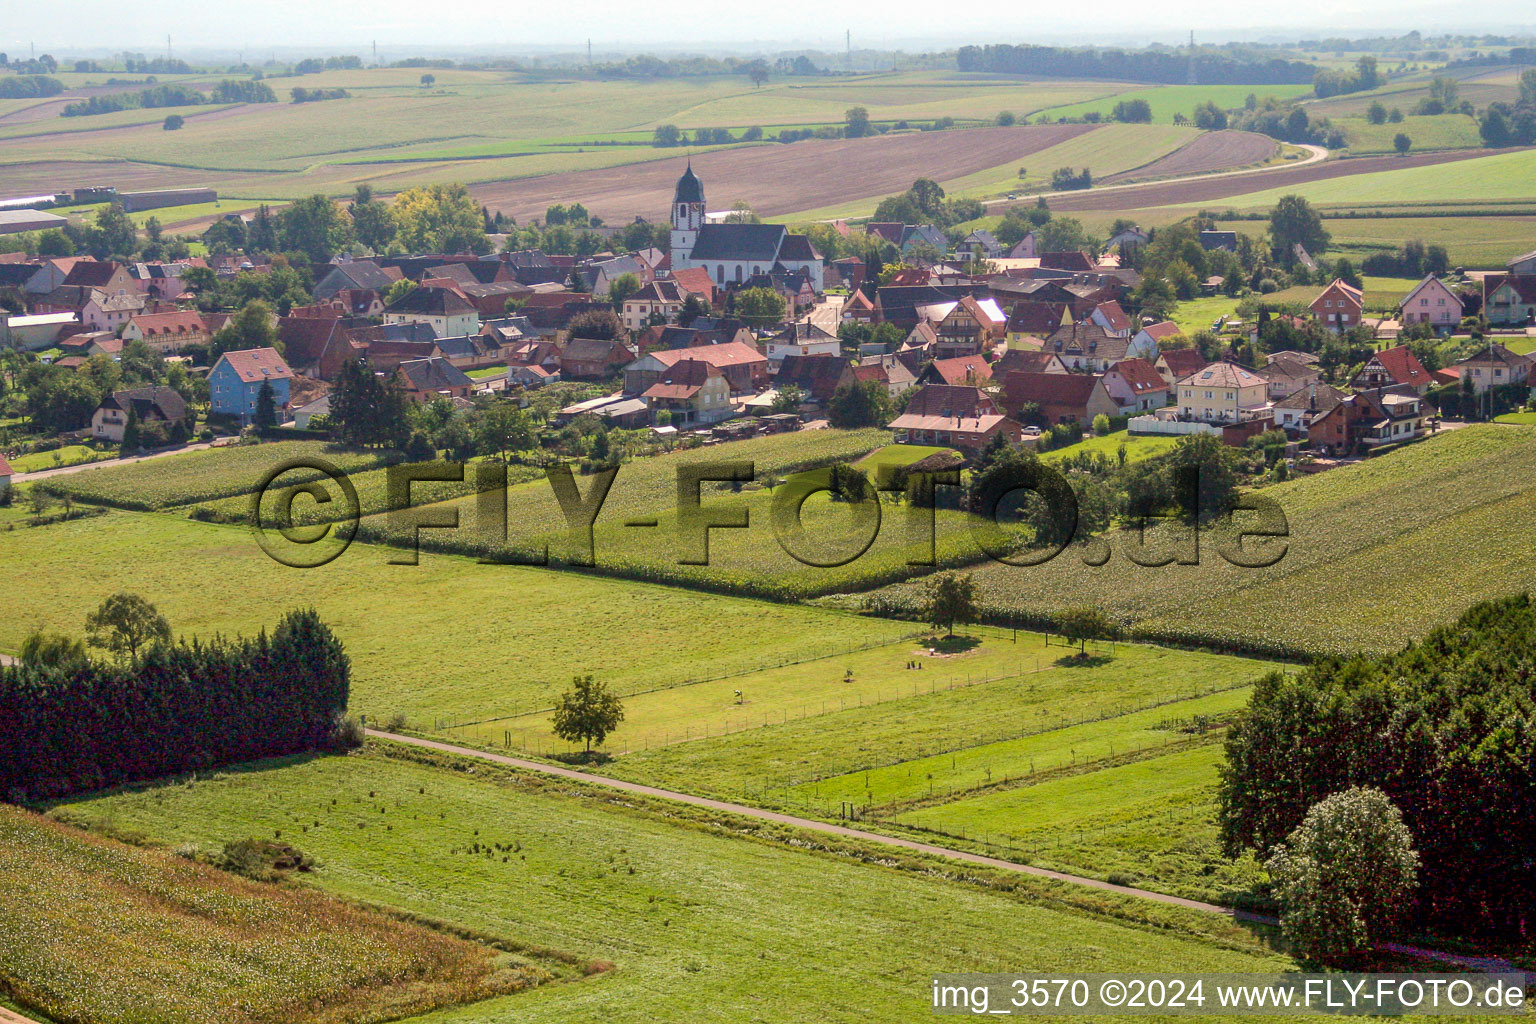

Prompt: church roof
[
  {"left": 688, "top": 223, "right": 787, "bottom": 262},
  {"left": 674, "top": 162, "right": 704, "bottom": 204}
]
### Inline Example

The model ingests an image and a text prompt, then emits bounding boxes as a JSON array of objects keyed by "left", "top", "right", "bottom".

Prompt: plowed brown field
[
  {"left": 1101, "top": 130, "right": 1277, "bottom": 183},
  {"left": 467, "top": 123, "right": 1098, "bottom": 223}
]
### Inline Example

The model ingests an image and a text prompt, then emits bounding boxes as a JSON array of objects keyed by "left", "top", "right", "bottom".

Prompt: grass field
[
  {"left": 8, "top": 443, "right": 114, "bottom": 473},
  {"left": 47, "top": 745, "right": 1295, "bottom": 1023},
  {"left": 1320, "top": 214, "right": 1536, "bottom": 268},
  {"left": 1256, "top": 275, "right": 1422, "bottom": 312},
  {"left": 1035, "top": 84, "right": 1315, "bottom": 124},
  {"left": 1040, "top": 429, "right": 1181, "bottom": 465},
  {"left": 0, "top": 803, "right": 562, "bottom": 1024},
  {"left": 1209, "top": 147, "right": 1536, "bottom": 210},
  {"left": 1338, "top": 113, "right": 1484, "bottom": 154},
  {"left": 871, "top": 424, "right": 1536, "bottom": 657},
  {"left": 0, "top": 509, "right": 926, "bottom": 726}
]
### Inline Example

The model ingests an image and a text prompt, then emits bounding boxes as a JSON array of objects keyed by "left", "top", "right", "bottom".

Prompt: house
[
  {"left": 765, "top": 322, "right": 841, "bottom": 369},
  {"left": 1173, "top": 361, "right": 1269, "bottom": 424},
  {"left": 1273, "top": 382, "right": 1345, "bottom": 437},
  {"left": 622, "top": 279, "right": 687, "bottom": 331},
  {"left": 1101, "top": 358, "right": 1169, "bottom": 413},
  {"left": 0, "top": 455, "right": 11, "bottom": 496},
  {"left": 1042, "top": 321, "right": 1135, "bottom": 373},
  {"left": 1351, "top": 345, "right": 1433, "bottom": 395},
  {"left": 1133, "top": 320, "right": 1183, "bottom": 361},
  {"left": 1108, "top": 226, "right": 1150, "bottom": 252},
  {"left": 840, "top": 353, "right": 917, "bottom": 400},
  {"left": 668, "top": 266, "right": 718, "bottom": 306},
  {"left": 1258, "top": 357, "right": 1324, "bottom": 401},
  {"left": 396, "top": 357, "right": 475, "bottom": 402},
  {"left": 956, "top": 229, "right": 1002, "bottom": 260},
  {"left": 1310, "top": 279, "right": 1363, "bottom": 333},
  {"left": 1039, "top": 251, "right": 1095, "bottom": 272},
  {"left": 1311, "top": 386, "right": 1425, "bottom": 454},
  {"left": 774, "top": 353, "right": 850, "bottom": 404},
  {"left": 585, "top": 254, "right": 652, "bottom": 298},
  {"left": 1510, "top": 248, "right": 1536, "bottom": 277},
  {"left": 91, "top": 386, "right": 188, "bottom": 443},
  {"left": 931, "top": 295, "right": 1007, "bottom": 358},
  {"left": 1089, "top": 301, "right": 1132, "bottom": 339},
  {"left": 2, "top": 311, "right": 78, "bottom": 351},
  {"left": 1153, "top": 348, "right": 1207, "bottom": 388},
  {"left": 1482, "top": 274, "right": 1536, "bottom": 327},
  {"left": 81, "top": 289, "right": 147, "bottom": 332},
  {"left": 667, "top": 163, "right": 823, "bottom": 290},
  {"left": 1454, "top": 343, "right": 1532, "bottom": 394},
  {"left": 841, "top": 289, "right": 876, "bottom": 324},
  {"left": 61, "top": 260, "right": 135, "bottom": 297},
  {"left": 1007, "top": 232, "right": 1039, "bottom": 258},
  {"left": 1198, "top": 230, "right": 1238, "bottom": 252},
  {"left": 209, "top": 347, "right": 293, "bottom": 426},
  {"left": 623, "top": 342, "right": 767, "bottom": 395},
  {"left": 1399, "top": 276, "right": 1462, "bottom": 333},
  {"left": 313, "top": 260, "right": 402, "bottom": 301},
  {"left": 1265, "top": 348, "right": 1319, "bottom": 366},
  {"left": 889, "top": 384, "right": 1020, "bottom": 454},
  {"left": 919, "top": 354, "right": 992, "bottom": 387},
  {"left": 121, "top": 310, "right": 214, "bottom": 353},
  {"left": 1000, "top": 371, "right": 1118, "bottom": 425},
  {"left": 506, "top": 364, "right": 560, "bottom": 389},
  {"left": 642, "top": 359, "right": 733, "bottom": 427},
  {"left": 561, "top": 336, "right": 636, "bottom": 380},
  {"left": 1005, "top": 301, "right": 1070, "bottom": 343},
  {"left": 993, "top": 348, "right": 1068, "bottom": 377},
  {"left": 292, "top": 394, "right": 332, "bottom": 430},
  {"left": 383, "top": 286, "right": 479, "bottom": 339},
  {"left": 275, "top": 315, "right": 353, "bottom": 377}
]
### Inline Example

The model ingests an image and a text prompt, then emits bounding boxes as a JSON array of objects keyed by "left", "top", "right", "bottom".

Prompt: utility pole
[
  {"left": 1186, "top": 30, "right": 1197, "bottom": 85},
  {"left": 372, "top": 39, "right": 377, "bottom": 64},
  {"left": 167, "top": 34, "right": 173, "bottom": 61},
  {"left": 588, "top": 39, "right": 592, "bottom": 65},
  {"left": 846, "top": 29, "right": 851, "bottom": 72}
]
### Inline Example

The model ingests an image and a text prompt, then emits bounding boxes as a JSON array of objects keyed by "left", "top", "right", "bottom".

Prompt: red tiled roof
[
  {"left": 928, "top": 354, "right": 992, "bottom": 384},
  {"left": 1094, "top": 300, "right": 1131, "bottom": 332},
  {"left": 217, "top": 347, "right": 293, "bottom": 383},
  {"left": 1369, "top": 345, "right": 1431, "bottom": 388},
  {"left": 1140, "top": 320, "right": 1184, "bottom": 340},
  {"left": 1003, "top": 370, "right": 1100, "bottom": 408},
  {"left": 128, "top": 310, "right": 208, "bottom": 336},
  {"left": 1157, "top": 348, "right": 1207, "bottom": 377},
  {"left": 1107, "top": 358, "right": 1165, "bottom": 393}
]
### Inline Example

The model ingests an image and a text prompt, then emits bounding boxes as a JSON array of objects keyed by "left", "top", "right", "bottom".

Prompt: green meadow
[
  {"left": 1209, "top": 147, "right": 1536, "bottom": 209},
  {"left": 47, "top": 745, "right": 1295, "bottom": 1024}
]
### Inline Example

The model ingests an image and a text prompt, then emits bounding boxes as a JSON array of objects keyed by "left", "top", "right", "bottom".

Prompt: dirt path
[
  {"left": 12, "top": 439, "right": 229, "bottom": 484},
  {"left": 0, "top": 1006, "right": 40, "bottom": 1023},
  {"left": 366, "top": 729, "right": 1525, "bottom": 972}
]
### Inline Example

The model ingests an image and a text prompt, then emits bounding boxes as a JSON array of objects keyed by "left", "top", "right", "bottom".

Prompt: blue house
[{"left": 209, "top": 347, "right": 293, "bottom": 425}]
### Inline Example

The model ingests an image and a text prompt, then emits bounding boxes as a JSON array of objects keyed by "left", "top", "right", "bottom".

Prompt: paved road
[
  {"left": 367, "top": 729, "right": 1525, "bottom": 973},
  {"left": 11, "top": 439, "right": 232, "bottom": 483}
]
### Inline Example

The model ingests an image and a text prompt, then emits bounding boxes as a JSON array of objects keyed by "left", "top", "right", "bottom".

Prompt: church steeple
[{"left": 670, "top": 160, "right": 705, "bottom": 262}]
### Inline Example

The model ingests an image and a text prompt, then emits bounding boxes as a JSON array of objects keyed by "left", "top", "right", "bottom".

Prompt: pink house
[{"left": 1399, "top": 276, "right": 1462, "bottom": 333}]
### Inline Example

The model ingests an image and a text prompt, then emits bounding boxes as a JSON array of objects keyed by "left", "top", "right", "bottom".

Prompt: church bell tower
[{"left": 670, "top": 161, "right": 705, "bottom": 262}]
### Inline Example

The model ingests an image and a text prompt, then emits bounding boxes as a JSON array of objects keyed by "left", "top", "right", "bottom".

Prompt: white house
[
  {"left": 1174, "top": 361, "right": 1269, "bottom": 424},
  {"left": 764, "top": 322, "right": 840, "bottom": 368}
]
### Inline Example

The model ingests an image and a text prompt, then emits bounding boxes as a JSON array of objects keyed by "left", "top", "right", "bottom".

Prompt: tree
[
  {"left": 1111, "top": 98, "right": 1152, "bottom": 123},
  {"left": 770, "top": 384, "right": 804, "bottom": 413},
  {"left": 1054, "top": 607, "right": 1116, "bottom": 656},
  {"left": 349, "top": 183, "right": 396, "bottom": 251},
  {"left": 745, "top": 60, "right": 770, "bottom": 88},
  {"left": 420, "top": 73, "right": 435, "bottom": 87},
  {"left": 163, "top": 113, "right": 184, "bottom": 130},
  {"left": 1266, "top": 788, "right": 1419, "bottom": 961},
  {"left": 652, "top": 124, "right": 682, "bottom": 147},
  {"left": 995, "top": 110, "right": 1016, "bottom": 126},
  {"left": 1365, "top": 101, "right": 1387, "bottom": 125},
  {"left": 922, "top": 571, "right": 977, "bottom": 638},
  {"left": 18, "top": 630, "right": 87, "bottom": 669},
  {"left": 607, "top": 272, "right": 641, "bottom": 310},
  {"left": 1091, "top": 413, "right": 1111, "bottom": 436},
  {"left": 120, "top": 406, "right": 141, "bottom": 455},
  {"left": 826, "top": 380, "right": 891, "bottom": 428},
  {"left": 384, "top": 278, "right": 418, "bottom": 307},
  {"left": 391, "top": 183, "right": 489, "bottom": 254},
  {"left": 1268, "top": 194, "right": 1330, "bottom": 263},
  {"left": 1393, "top": 132, "right": 1412, "bottom": 155},
  {"left": 329, "top": 357, "right": 409, "bottom": 447},
  {"left": 551, "top": 675, "right": 625, "bottom": 753},
  {"left": 566, "top": 308, "right": 624, "bottom": 341},
  {"left": 91, "top": 203, "right": 137, "bottom": 259},
  {"left": 278, "top": 194, "right": 351, "bottom": 263},
  {"left": 474, "top": 401, "right": 535, "bottom": 460},
  {"left": 255, "top": 379, "right": 277, "bottom": 429},
  {"left": 844, "top": 106, "right": 871, "bottom": 138},
  {"left": 35, "top": 228, "right": 74, "bottom": 257},
  {"left": 1192, "top": 100, "right": 1228, "bottom": 130},
  {"left": 209, "top": 300, "right": 279, "bottom": 361},
  {"left": 734, "top": 286, "right": 787, "bottom": 328},
  {"left": 85, "top": 592, "right": 172, "bottom": 662}
]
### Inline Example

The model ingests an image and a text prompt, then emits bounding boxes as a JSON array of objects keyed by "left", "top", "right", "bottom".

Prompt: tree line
[
  {"left": 61, "top": 78, "right": 277, "bottom": 117},
  {"left": 0, "top": 606, "right": 351, "bottom": 802},
  {"left": 956, "top": 44, "right": 1317, "bottom": 85},
  {"left": 1219, "top": 593, "right": 1536, "bottom": 940}
]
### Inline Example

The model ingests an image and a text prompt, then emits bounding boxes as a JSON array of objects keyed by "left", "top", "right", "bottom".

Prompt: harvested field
[
  {"left": 1100, "top": 130, "right": 1277, "bottom": 183},
  {"left": 0, "top": 158, "right": 214, "bottom": 195},
  {"left": 1029, "top": 148, "right": 1495, "bottom": 213},
  {"left": 467, "top": 123, "right": 1097, "bottom": 223}
]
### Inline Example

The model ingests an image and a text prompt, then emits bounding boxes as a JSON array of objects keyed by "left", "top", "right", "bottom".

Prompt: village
[{"left": 2, "top": 164, "right": 1533, "bottom": 496}]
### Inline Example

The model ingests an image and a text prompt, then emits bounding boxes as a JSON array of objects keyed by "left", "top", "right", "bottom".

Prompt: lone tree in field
[
  {"left": 1265, "top": 787, "right": 1419, "bottom": 962},
  {"left": 85, "top": 592, "right": 172, "bottom": 662},
  {"left": 1393, "top": 132, "right": 1413, "bottom": 155},
  {"left": 1268, "top": 194, "right": 1330, "bottom": 265},
  {"left": 551, "top": 675, "right": 625, "bottom": 754},
  {"left": 1054, "top": 607, "right": 1116, "bottom": 656},
  {"left": 922, "top": 571, "right": 977, "bottom": 638}
]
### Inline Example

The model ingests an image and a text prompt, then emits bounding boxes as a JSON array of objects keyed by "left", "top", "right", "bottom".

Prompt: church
[{"left": 668, "top": 162, "right": 824, "bottom": 293}]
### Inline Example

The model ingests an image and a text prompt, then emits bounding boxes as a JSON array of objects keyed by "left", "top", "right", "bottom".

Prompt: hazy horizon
[{"left": 5, "top": 0, "right": 1535, "bottom": 58}]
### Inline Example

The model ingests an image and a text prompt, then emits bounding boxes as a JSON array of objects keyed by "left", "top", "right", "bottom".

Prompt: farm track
[
  {"left": 1033, "top": 147, "right": 1507, "bottom": 212},
  {"left": 367, "top": 729, "right": 1521, "bottom": 972},
  {"left": 465, "top": 123, "right": 1098, "bottom": 223}
]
